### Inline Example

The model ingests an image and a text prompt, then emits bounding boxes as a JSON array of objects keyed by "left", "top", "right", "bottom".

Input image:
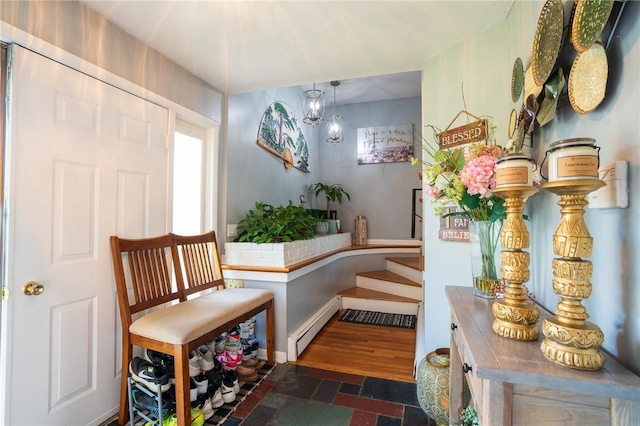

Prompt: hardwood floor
[{"left": 291, "top": 310, "right": 417, "bottom": 383}]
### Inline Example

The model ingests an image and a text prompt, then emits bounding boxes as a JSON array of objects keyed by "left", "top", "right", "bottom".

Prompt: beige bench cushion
[{"left": 129, "top": 288, "right": 274, "bottom": 344}]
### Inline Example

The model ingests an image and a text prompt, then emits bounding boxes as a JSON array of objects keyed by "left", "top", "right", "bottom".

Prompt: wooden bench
[{"left": 110, "top": 231, "right": 275, "bottom": 426}]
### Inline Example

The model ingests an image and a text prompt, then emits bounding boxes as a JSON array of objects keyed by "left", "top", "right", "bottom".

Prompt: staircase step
[
  {"left": 387, "top": 256, "right": 423, "bottom": 271},
  {"left": 386, "top": 257, "right": 423, "bottom": 283},
  {"left": 357, "top": 270, "right": 421, "bottom": 287},
  {"left": 340, "top": 287, "right": 420, "bottom": 315},
  {"left": 340, "top": 286, "right": 420, "bottom": 303}
]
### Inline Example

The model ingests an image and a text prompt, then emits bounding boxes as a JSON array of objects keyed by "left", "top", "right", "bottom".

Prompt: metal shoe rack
[{"left": 127, "top": 377, "right": 166, "bottom": 426}]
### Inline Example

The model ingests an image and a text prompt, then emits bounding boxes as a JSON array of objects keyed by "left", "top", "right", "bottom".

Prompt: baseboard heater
[{"left": 288, "top": 296, "right": 341, "bottom": 362}]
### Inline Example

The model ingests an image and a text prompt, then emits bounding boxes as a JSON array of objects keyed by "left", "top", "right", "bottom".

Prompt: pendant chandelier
[
  {"left": 302, "top": 83, "right": 324, "bottom": 126},
  {"left": 326, "top": 81, "right": 343, "bottom": 144}
]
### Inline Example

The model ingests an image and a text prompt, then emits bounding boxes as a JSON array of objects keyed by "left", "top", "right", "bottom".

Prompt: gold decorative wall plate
[
  {"left": 508, "top": 109, "right": 517, "bottom": 139},
  {"left": 511, "top": 57, "right": 524, "bottom": 103},
  {"left": 523, "top": 65, "right": 543, "bottom": 101},
  {"left": 513, "top": 120, "right": 525, "bottom": 152},
  {"left": 571, "top": 0, "right": 614, "bottom": 53},
  {"left": 531, "top": 0, "right": 564, "bottom": 86},
  {"left": 569, "top": 42, "right": 608, "bottom": 115}
]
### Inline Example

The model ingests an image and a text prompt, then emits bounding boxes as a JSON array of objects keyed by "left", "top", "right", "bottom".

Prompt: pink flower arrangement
[
  {"left": 412, "top": 123, "right": 512, "bottom": 222},
  {"left": 459, "top": 151, "right": 503, "bottom": 198}
]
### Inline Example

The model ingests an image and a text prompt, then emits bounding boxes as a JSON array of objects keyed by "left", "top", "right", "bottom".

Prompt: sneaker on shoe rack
[
  {"left": 214, "top": 334, "right": 227, "bottom": 354},
  {"left": 227, "top": 348, "right": 242, "bottom": 364},
  {"left": 145, "top": 414, "right": 177, "bottom": 426},
  {"left": 225, "top": 331, "right": 241, "bottom": 351},
  {"left": 197, "top": 345, "right": 215, "bottom": 372},
  {"left": 144, "top": 408, "right": 203, "bottom": 426},
  {"left": 213, "top": 356, "right": 223, "bottom": 374},
  {"left": 207, "top": 383, "right": 225, "bottom": 409},
  {"left": 220, "top": 375, "right": 236, "bottom": 404},
  {"left": 190, "top": 407, "right": 205, "bottom": 426},
  {"left": 190, "top": 378, "right": 198, "bottom": 402},
  {"left": 144, "top": 348, "right": 173, "bottom": 366},
  {"left": 193, "top": 373, "right": 208, "bottom": 395},
  {"left": 246, "top": 339, "right": 259, "bottom": 359},
  {"left": 188, "top": 351, "right": 201, "bottom": 377},
  {"left": 204, "top": 367, "right": 222, "bottom": 390},
  {"left": 144, "top": 348, "right": 176, "bottom": 384},
  {"left": 216, "top": 351, "right": 238, "bottom": 371},
  {"left": 241, "top": 357, "right": 260, "bottom": 368},
  {"left": 130, "top": 357, "right": 171, "bottom": 393},
  {"left": 131, "top": 388, "right": 172, "bottom": 419},
  {"left": 204, "top": 340, "right": 216, "bottom": 357},
  {"left": 241, "top": 339, "right": 252, "bottom": 356},
  {"left": 235, "top": 364, "right": 258, "bottom": 382},
  {"left": 240, "top": 340, "right": 258, "bottom": 365},
  {"left": 248, "top": 317, "right": 256, "bottom": 338},
  {"left": 224, "top": 370, "right": 240, "bottom": 394},
  {"left": 199, "top": 397, "right": 214, "bottom": 421},
  {"left": 239, "top": 321, "right": 251, "bottom": 339}
]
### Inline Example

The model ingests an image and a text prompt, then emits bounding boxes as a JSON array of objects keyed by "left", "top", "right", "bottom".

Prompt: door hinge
[{"left": 1, "top": 286, "right": 8, "bottom": 301}]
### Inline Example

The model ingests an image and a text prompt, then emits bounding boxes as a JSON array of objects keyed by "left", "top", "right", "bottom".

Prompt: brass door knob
[{"left": 23, "top": 281, "right": 44, "bottom": 296}]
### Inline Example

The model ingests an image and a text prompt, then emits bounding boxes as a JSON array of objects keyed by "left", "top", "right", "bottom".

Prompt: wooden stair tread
[
  {"left": 340, "top": 286, "right": 420, "bottom": 303},
  {"left": 387, "top": 256, "right": 423, "bottom": 271},
  {"left": 356, "top": 270, "right": 421, "bottom": 287}
]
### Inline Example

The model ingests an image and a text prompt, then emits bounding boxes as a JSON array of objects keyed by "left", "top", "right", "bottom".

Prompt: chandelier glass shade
[
  {"left": 326, "top": 81, "right": 343, "bottom": 143},
  {"left": 326, "top": 114, "right": 343, "bottom": 143},
  {"left": 302, "top": 83, "right": 324, "bottom": 126}
]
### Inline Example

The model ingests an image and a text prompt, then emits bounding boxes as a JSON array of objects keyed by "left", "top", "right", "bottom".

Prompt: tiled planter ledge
[{"left": 223, "top": 233, "right": 352, "bottom": 268}]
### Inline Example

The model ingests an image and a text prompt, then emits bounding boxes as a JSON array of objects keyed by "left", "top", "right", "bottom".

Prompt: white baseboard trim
[{"left": 287, "top": 296, "right": 341, "bottom": 362}]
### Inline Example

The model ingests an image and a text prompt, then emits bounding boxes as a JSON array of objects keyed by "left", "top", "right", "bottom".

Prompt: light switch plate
[
  {"left": 588, "top": 161, "right": 628, "bottom": 209},
  {"left": 227, "top": 224, "right": 238, "bottom": 237},
  {"left": 225, "top": 279, "right": 244, "bottom": 288}
]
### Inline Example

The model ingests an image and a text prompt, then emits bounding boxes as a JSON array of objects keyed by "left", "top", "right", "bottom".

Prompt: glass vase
[{"left": 468, "top": 220, "right": 502, "bottom": 298}]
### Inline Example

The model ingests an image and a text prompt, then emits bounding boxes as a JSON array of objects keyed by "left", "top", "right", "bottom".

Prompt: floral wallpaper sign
[
  {"left": 356, "top": 123, "right": 414, "bottom": 164},
  {"left": 257, "top": 101, "right": 310, "bottom": 173}
]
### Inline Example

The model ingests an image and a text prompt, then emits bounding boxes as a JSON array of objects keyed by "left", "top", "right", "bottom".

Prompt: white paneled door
[{"left": 3, "top": 46, "right": 169, "bottom": 425}]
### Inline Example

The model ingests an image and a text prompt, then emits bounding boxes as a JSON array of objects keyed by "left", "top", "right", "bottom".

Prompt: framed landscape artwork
[{"left": 356, "top": 123, "right": 414, "bottom": 164}]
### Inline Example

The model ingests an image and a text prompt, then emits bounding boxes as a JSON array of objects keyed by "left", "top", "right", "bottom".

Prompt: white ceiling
[{"left": 80, "top": 1, "right": 513, "bottom": 105}]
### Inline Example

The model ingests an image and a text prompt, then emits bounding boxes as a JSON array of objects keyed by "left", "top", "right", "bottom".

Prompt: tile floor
[{"left": 222, "top": 363, "right": 436, "bottom": 426}]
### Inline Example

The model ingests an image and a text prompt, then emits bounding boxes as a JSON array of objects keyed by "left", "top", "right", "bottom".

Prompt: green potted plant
[
  {"left": 313, "top": 183, "right": 351, "bottom": 234},
  {"left": 236, "top": 201, "right": 316, "bottom": 243}
]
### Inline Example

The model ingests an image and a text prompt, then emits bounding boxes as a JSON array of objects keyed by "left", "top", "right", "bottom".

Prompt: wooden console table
[{"left": 446, "top": 286, "right": 640, "bottom": 425}]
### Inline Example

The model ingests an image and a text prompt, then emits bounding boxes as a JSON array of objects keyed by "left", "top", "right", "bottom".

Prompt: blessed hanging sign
[{"left": 437, "top": 110, "right": 488, "bottom": 149}]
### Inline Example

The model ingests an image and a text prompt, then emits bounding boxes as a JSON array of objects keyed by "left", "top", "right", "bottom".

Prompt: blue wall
[{"left": 226, "top": 91, "right": 422, "bottom": 241}]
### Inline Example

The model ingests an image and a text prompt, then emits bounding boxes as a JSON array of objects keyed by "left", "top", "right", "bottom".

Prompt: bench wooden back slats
[
  {"left": 174, "top": 231, "right": 225, "bottom": 296},
  {"left": 110, "top": 234, "right": 184, "bottom": 318},
  {"left": 128, "top": 248, "right": 178, "bottom": 312}
]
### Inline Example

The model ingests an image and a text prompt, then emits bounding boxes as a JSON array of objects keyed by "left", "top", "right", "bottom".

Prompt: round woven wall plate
[
  {"left": 511, "top": 57, "right": 524, "bottom": 103},
  {"left": 513, "top": 120, "right": 525, "bottom": 153},
  {"left": 569, "top": 42, "right": 608, "bottom": 115},
  {"left": 524, "top": 66, "right": 543, "bottom": 101},
  {"left": 571, "top": 0, "right": 614, "bottom": 53},
  {"left": 531, "top": 0, "right": 564, "bottom": 86},
  {"left": 508, "top": 109, "right": 517, "bottom": 139}
]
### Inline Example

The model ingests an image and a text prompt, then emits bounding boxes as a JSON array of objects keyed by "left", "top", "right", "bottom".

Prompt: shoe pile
[
  {"left": 214, "top": 318, "right": 260, "bottom": 384},
  {"left": 128, "top": 317, "right": 262, "bottom": 424}
]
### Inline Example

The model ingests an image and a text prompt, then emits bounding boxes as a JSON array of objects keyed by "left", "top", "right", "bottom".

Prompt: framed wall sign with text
[{"left": 357, "top": 123, "right": 414, "bottom": 164}]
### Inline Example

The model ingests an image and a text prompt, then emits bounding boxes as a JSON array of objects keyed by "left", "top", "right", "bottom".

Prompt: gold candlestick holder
[
  {"left": 491, "top": 186, "right": 540, "bottom": 341},
  {"left": 541, "top": 179, "right": 605, "bottom": 370}
]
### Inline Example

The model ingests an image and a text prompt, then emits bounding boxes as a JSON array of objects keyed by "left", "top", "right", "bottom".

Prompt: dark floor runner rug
[
  {"left": 205, "top": 361, "right": 275, "bottom": 425},
  {"left": 338, "top": 309, "right": 417, "bottom": 329}
]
